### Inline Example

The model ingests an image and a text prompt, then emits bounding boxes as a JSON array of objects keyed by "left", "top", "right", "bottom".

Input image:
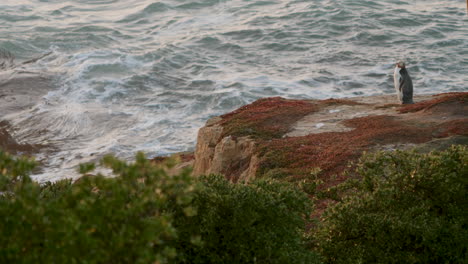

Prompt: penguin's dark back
[
  {"left": 399, "top": 68, "right": 407, "bottom": 76},
  {"left": 399, "top": 68, "right": 411, "bottom": 79}
]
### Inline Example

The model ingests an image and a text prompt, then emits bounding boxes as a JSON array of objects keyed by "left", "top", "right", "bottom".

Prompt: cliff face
[
  {"left": 193, "top": 117, "right": 259, "bottom": 182},
  {"left": 193, "top": 93, "right": 468, "bottom": 187}
]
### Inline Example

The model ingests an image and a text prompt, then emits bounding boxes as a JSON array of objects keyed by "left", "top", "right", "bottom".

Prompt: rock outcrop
[
  {"left": 0, "top": 120, "right": 44, "bottom": 155},
  {"left": 193, "top": 93, "right": 468, "bottom": 187},
  {"left": 193, "top": 116, "right": 259, "bottom": 182}
]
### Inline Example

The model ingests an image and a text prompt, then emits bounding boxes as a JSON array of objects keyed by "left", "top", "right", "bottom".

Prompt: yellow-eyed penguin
[{"left": 393, "top": 61, "right": 414, "bottom": 104}]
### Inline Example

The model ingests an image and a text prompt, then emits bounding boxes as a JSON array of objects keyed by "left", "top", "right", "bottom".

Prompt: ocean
[{"left": 1, "top": 0, "right": 467, "bottom": 181}]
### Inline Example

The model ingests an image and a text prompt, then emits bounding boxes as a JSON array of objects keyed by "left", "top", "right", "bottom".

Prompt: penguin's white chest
[{"left": 393, "top": 66, "right": 401, "bottom": 93}]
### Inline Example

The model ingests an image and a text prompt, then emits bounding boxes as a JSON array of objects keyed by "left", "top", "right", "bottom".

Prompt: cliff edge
[{"left": 193, "top": 93, "right": 467, "bottom": 187}]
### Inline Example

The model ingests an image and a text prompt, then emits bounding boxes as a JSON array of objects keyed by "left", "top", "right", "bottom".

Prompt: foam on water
[{"left": 1, "top": 0, "right": 467, "bottom": 181}]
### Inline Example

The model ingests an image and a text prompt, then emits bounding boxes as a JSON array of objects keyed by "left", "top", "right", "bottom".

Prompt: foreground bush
[
  {"left": 0, "top": 152, "right": 194, "bottom": 263},
  {"left": 0, "top": 150, "right": 316, "bottom": 263},
  {"left": 175, "top": 174, "right": 318, "bottom": 263},
  {"left": 314, "top": 145, "right": 468, "bottom": 264}
]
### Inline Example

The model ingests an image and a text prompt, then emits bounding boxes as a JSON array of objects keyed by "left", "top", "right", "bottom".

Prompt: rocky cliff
[{"left": 193, "top": 93, "right": 467, "bottom": 188}]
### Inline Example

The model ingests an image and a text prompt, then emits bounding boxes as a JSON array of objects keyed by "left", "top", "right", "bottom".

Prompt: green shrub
[
  {"left": 314, "top": 145, "right": 468, "bottom": 264},
  {"left": 0, "top": 150, "right": 36, "bottom": 192},
  {"left": 0, "top": 150, "right": 318, "bottom": 263},
  {"left": 174, "top": 174, "right": 319, "bottom": 264},
  {"left": 0, "top": 151, "right": 196, "bottom": 263}
]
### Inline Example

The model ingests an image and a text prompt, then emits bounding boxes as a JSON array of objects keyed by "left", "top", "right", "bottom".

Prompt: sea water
[{"left": 1, "top": 0, "right": 467, "bottom": 181}]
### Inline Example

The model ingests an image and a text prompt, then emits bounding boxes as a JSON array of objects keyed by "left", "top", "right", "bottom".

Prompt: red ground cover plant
[
  {"left": 218, "top": 97, "right": 368, "bottom": 140},
  {"left": 434, "top": 119, "right": 468, "bottom": 138},
  {"left": 219, "top": 97, "right": 318, "bottom": 139},
  {"left": 399, "top": 92, "right": 467, "bottom": 113},
  {"left": 257, "top": 115, "right": 468, "bottom": 185},
  {"left": 257, "top": 115, "right": 435, "bottom": 183},
  {"left": 320, "top": 98, "right": 368, "bottom": 106}
]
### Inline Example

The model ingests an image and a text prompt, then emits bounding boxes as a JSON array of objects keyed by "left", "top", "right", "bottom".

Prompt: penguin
[{"left": 393, "top": 61, "right": 414, "bottom": 104}]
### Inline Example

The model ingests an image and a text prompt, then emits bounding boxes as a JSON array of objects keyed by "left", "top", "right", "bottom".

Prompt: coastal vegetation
[
  {"left": 0, "top": 151, "right": 317, "bottom": 263},
  {"left": 312, "top": 145, "right": 468, "bottom": 263},
  {"left": 0, "top": 145, "right": 466, "bottom": 263},
  {"left": 219, "top": 97, "right": 318, "bottom": 139}
]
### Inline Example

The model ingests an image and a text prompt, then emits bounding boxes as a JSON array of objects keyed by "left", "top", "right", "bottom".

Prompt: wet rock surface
[
  {"left": 0, "top": 71, "right": 55, "bottom": 153},
  {"left": 0, "top": 120, "right": 44, "bottom": 156}
]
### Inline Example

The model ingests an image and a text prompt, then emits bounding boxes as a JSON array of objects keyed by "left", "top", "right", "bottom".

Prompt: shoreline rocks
[{"left": 0, "top": 120, "right": 44, "bottom": 156}]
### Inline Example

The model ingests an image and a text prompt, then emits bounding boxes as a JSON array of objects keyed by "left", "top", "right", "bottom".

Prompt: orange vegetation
[
  {"left": 320, "top": 98, "right": 368, "bottom": 106},
  {"left": 399, "top": 92, "right": 468, "bottom": 113},
  {"left": 219, "top": 97, "right": 318, "bottom": 139},
  {"left": 218, "top": 97, "right": 369, "bottom": 140},
  {"left": 435, "top": 119, "right": 468, "bottom": 138},
  {"left": 257, "top": 115, "right": 434, "bottom": 184},
  {"left": 257, "top": 115, "right": 468, "bottom": 188}
]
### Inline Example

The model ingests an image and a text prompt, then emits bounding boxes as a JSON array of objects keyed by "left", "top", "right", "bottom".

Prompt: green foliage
[
  {"left": 78, "top": 162, "right": 95, "bottom": 174},
  {"left": 0, "top": 150, "right": 196, "bottom": 264},
  {"left": 0, "top": 150, "right": 36, "bottom": 192},
  {"left": 174, "top": 175, "right": 319, "bottom": 264},
  {"left": 0, "top": 150, "right": 318, "bottom": 263},
  {"left": 313, "top": 145, "right": 468, "bottom": 264}
]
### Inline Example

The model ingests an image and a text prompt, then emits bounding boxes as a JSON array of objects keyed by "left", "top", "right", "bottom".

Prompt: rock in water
[
  {"left": 0, "top": 49, "right": 15, "bottom": 70},
  {"left": 393, "top": 61, "right": 414, "bottom": 104}
]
